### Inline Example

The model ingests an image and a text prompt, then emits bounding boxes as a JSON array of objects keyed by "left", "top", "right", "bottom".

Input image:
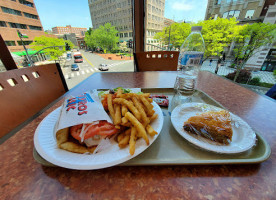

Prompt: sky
[{"left": 34, "top": 0, "right": 208, "bottom": 30}]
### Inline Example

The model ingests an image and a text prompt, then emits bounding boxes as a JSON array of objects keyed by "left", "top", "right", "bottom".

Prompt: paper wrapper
[{"left": 55, "top": 89, "right": 112, "bottom": 136}]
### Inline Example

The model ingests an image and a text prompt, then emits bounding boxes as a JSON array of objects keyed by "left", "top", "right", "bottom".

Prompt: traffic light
[
  {"left": 128, "top": 39, "right": 133, "bottom": 48},
  {"left": 65, "top": 42, "right": 70, "bottom": 51}
]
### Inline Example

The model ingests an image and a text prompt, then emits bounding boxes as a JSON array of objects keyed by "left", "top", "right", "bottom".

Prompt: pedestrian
[
  {"left": 121, "top": 55, "right": 123, "bottom": 59},
  {"left": 209, "top": 59, "right": 213, "bottom": 66},
  {"left": 215, "top": 57, "right": 221, "bottom": 74}
]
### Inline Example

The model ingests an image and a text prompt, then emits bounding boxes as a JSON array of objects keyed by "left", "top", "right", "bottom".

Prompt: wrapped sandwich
[{"left": 55, "top": 90, "right": 118, "bottom": 154}]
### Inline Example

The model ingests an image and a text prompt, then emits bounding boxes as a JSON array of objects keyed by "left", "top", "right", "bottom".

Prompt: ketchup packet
[{"left": 150, "top": 95, "right": 169, "bottom": 107}]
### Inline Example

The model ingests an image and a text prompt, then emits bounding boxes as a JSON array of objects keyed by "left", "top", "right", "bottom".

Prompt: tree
[
  {"left": 196, "top": 17, "right": 239, "bottom": 61},
  {"left": 30, "top": 35, "right": 70, "bottom": 62},
  {"left": 232, "top": 23, "right": 276, "bottom": 82},
  {"left": 119, "top": 41, "right": 128, "bottom": 52},
  {"left": 84, "top": 23, "right": 119, "bottom": 52},
  {"left": 154, "top": 22, "right": 191, "bottom": 50}
]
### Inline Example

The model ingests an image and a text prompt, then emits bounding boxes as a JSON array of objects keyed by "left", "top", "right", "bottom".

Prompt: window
[
  {"left": 120, "top": 33, "right": 123, "bottom": 38},
  {"left": 215, "top": 0, "right": 221, "bottom": 5},
  {"left": 0, "top": 21, "right": 7, "bottom": 27},
  {"left": 245, "top": 10, "right": 255, "bottom": 19},
  {"left": 19, "top": 0, "right": 34, "bottom": 7},
  {"left": 214, "top": 14, "right": 218, "bottom": 20},
  {"left": 29, "top": 25, "right": 42, "bottom": 30},
  {"left": 223, "top": 12, "right": 228, "bottom": 18},
  {"left": 23, "top": 12, "right": 39, "bottom": 19},
  {"left": 223, "top": 10, "right": 240, "bottom": 19},
  {"left": 124, "top": 33, "right": 128, "bottom": 37},
  {"left": 233, "top": 10, "right": 240, "bottom": 18},
  {"left": 8, "top": 22, "right": 27, "bottom": 29},
  {"left": 17, "top": 40, "right": 33, "bottom": 45},
  {"left": 5, "top": 41, "right": 16, "bottom": 46},
  {"left": 1, "top": 7, "right": 22, "bottom": 16}
]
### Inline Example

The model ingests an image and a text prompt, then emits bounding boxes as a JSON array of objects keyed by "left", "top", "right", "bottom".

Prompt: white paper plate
[
  {"left": 171, "top": 103, "right": 256, "bottom": 154},
  {"left": 34, "top": 102, "right": 163, "bottom": 170}
]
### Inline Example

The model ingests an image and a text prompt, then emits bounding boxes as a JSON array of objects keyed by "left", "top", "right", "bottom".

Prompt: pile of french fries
[{"left": 106, "top": 88, "right": 158, "bottom": 155}]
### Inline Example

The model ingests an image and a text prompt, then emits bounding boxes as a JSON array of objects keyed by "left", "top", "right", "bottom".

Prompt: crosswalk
[{"left": 64, "top": 67, "right": 98, "bottom": 79}]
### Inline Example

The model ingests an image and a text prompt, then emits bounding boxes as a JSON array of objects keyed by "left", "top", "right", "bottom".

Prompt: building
[
  {"left": 164, "top": 18, "right": 175, "bottom": 27},
  {"left": 0, "top": 0, "right": 45, "bottom": 52},
  {"left": 205, "top": 0, "right": 276, "bottom": 71},
  {"left": 205, "top": 0, "right": 267, "bottom": 24},
  {"left": 145, "top": 0, "right": 165, "bottom": 51},
  {"left": 88, "top": 0, "right": 165, "bottom": 51},
  {"left": 52, "top": 25, "right": 87, "bottom": 37}
]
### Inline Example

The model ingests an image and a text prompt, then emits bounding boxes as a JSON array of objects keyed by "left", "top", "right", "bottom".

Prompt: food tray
[{"left": 33, "top": 88, "right": 271, "bottom": 167}]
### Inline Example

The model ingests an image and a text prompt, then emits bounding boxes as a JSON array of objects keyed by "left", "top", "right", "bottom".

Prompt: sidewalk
[
  {"left": 201, "top": 60, "right": 275, "bottom": 95},
  {"left": 201, "top": 61, "right": 275, "bottom": 84},
  {"left": 95, "top": 53, "right": 133, "bottom": 61}
]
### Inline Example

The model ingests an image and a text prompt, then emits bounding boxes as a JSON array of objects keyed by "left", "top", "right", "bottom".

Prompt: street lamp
[{"left": 17, "top": 30, "right": 34, "bottom": 66}]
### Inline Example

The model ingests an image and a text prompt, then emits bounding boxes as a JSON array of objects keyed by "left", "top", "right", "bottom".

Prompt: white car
[{"left": 98, "top": 64, "right": 109, "bottom": 71}]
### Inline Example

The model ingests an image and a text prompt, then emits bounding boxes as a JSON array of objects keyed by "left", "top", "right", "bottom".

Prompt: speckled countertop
[{"left": 1, "top": 71, "right": 275, "bottom": 200}]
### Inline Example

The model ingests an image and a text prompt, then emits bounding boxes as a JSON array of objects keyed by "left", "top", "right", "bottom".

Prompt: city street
[{"left": 62, "top": 50, "right": 134, "bottom": 89}]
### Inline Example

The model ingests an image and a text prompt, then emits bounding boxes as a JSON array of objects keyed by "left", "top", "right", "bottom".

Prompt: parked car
[
  {"left": 98, "top": 64, "right": 109, "bottom": 71},
  {"left": 71, "top": 64, "right": 79, "bottom": 71}
]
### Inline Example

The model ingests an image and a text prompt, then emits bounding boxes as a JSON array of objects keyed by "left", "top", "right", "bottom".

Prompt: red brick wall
[{"left": 0, "top": 0, "right": 45, "bottom": 52}]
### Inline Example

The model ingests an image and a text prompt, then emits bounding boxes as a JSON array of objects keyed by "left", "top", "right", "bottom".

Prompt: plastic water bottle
[{"left": 175, "top": 26, "right": 205, "bottom": 96}]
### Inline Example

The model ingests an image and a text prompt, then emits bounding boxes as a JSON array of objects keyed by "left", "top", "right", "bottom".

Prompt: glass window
[
  {"left": 17, "top": 40, "right": 33, "bottom": 45},
  {"left": 214, "top": 14, "right": 218, "bottom": 20},
  {"left": 245, "top": 10, "right": 255, "bottom": 19},
  {"left": 8, "top": 22, "right": 27, "bottom": 29},
  {"left": 124, "top": 32, "right": 128, "bottom": 37},
  {"left": 223, "top": 12, "right": 229, "bottom": 18},
  {"left": 228, "top": 10, "right": 234, "bottom": 18},
  {"left": 0, "top": 21, "right": 7, "bottom": 27},
  {"left": 23, "top": 12, "right": 39, "bottom": 19},
  {"left": 5, "top": 41, "right": 16, "bottom": 46},
  {"left": 1, "top": 7, "right": 22, "bottom": 16},
  {"left": 19, "top": 0, "right": 34, "bottom": 7},
  {"left": 233, "top": 10, "right": 240, "bottom": 18},
  {"left": 29, "top": 25, "right": 42, "bottom": 30}
]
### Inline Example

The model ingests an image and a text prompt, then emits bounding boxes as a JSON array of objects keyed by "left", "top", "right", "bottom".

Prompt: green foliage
[
  {"left": 197, "top": 17, "right": 239, "bottom": 59},
  {"left": 154, "top": 22, "right": 191, "bottom": 49},
  {"left": 30, "top": 35, "right": 68, "bottom": 61},
  {"left": 85, "top": 23, "right": 119, "bottom": 51},
  {"left": 248, "top": 77, "right": 261, "bottom": 85},
  {"left": 119, "top": 41, "right": 128, "bottom": 52},
  {"left": 226, "top": 69, "right": 251, "bottom": 83},
  {"left": 273, "top": 70, "right": 276, "bottom": 78},
  {"left": 155, "top": 18, "right": 239, "bottom": 59},
  {"left": 259, "top": 82, "right": 274, "bottom": 88},
  {"left": 232, "top": 23, "right": 276, "bottom": 82},
  {"left": 233, "top": 23, "right": 276, "bottom": 62}
]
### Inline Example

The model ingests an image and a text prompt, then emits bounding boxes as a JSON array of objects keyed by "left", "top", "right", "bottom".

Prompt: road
[{"left": 62, "top": 50, "right": 134, "bottom": 89}]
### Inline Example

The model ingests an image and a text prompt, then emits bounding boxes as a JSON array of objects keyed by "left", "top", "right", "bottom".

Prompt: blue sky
[{"left": 34, "top": 0, "right": 208, "bottom": 30}]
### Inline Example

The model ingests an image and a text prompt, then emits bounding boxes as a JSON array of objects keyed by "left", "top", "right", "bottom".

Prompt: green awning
[{"left": 12, "top": 50, "right": 44, "bottom": 56}]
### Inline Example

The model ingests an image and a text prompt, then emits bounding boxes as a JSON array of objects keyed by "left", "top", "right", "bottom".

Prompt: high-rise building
[
  {"left": 0, "top": 0, "right": 45, "bottom": 52},
  {"left": 52, "top": 25, "right": 87, "bottom": 37},
  {"left": 88, "top": 0, "right": 165, "bottom": 51},
  {"left": 205, "top": 0, "right": 267, "bottom": 24}
]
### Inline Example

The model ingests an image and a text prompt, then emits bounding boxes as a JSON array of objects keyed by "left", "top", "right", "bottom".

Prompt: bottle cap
[{"left": 191, "top": 26, "right": 202, "bottom": 32}]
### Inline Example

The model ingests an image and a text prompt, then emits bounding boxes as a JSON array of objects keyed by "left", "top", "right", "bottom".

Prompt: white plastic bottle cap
[{"left": 191, "top": 26, "right": 202, "bottom": 32}]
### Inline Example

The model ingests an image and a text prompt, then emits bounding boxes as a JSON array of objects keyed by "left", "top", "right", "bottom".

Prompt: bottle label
[{"left": 180, "top": 53, "right": 203, "bottom": 66}]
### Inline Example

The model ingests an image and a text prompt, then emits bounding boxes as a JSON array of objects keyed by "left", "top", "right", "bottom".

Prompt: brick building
[
  {"left": 52, "top": 25, "right": 87, "bottom": 37},
  {"left": 0, "top": 0, "right": 45, "bottom": 52}
]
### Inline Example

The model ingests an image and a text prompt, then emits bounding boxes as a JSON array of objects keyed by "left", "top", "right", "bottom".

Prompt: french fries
[{"left": 104, "top": 90, "right": 158, "bottom": 155}]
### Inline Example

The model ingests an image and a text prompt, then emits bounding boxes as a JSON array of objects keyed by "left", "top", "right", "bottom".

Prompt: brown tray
[{"left": 33, "top": 88, "right": 271, "bottom": 167}]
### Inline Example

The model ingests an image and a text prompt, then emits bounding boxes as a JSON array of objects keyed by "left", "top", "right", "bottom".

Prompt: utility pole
[
  {"left": 17, "top": 30, "right": 33, "bottom": 67},
  {"left": 168, "top": 26, "right": 171, "bottom": 51}
]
